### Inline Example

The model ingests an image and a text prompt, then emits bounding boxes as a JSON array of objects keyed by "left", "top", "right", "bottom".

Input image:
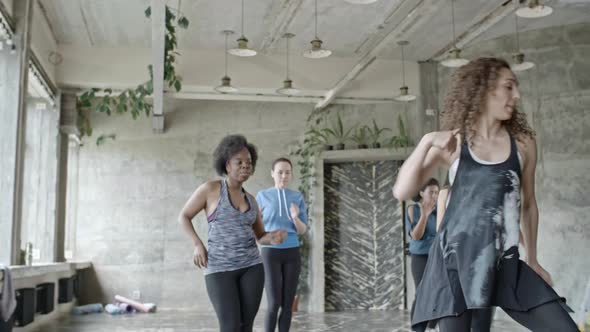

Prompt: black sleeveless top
[{"left": 412, "top": 135, "right": 564, "bottom": 329}]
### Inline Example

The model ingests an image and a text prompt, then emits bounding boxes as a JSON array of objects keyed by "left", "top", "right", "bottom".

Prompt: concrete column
[
  {"left": 418, "top": 60, "right": 440, "bottom": 135},
  {"left": 53, "top": 92, "right": 65, "bottom": 262},
  {"left": 0, "top": 0, "right": 33, "bottom": 265},
  {"left": 59, "top": 93, "right": 80, "bottom": 261}
]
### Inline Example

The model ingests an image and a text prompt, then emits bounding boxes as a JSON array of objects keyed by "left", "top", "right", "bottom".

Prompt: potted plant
[
  {"left": 351, "top": 125, "right": 371, "bottom": 149},
  {"left": 387, "top": 114, "right": 412, "bottom": 148},
  {"left": 305, "top": 127, "right": 333, "bottom": 150},
  {"left": 324, "top": 113, "right": 355, "bottom": 150},
  {"left": 366, "top": 119, "right": 391, "bottom": 148}
]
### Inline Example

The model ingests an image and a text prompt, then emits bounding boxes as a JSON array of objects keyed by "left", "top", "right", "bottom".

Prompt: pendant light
[
  {"left": 395, "top": 41, "right": 416, "bottom": 102},
  {"left": 215, "top": 30, "right": 239, "bottom": 93},
  {"left": 516, "top": 0, "right": 553, "bottom": 18},
  {"left": 277, "top": 33, "right": 300, "bottom": 96},
  {"left": 511, "top": 3, "right": 535, "bottom": 72},
  {"left": 228, "top": 0, "right": 256, "bottom": 57},
  {"left": 303, "top": 0, "right": 331, "bottom": 59},
  {"left": 441, "top": 0, "right": 469, "bottom": 68}
]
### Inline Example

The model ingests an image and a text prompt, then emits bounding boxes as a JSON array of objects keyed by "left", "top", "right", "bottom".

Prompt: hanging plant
[
  {"left": 77, "top": 5, "right": 189, "bottom": 145},
  {"left": 288, "top": 105, "right": 336, "bottom": 301}
]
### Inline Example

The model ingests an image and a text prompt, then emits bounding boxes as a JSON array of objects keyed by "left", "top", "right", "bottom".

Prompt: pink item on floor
[{"left": 114, "top": 295, "right": 157, "bottom": 313}]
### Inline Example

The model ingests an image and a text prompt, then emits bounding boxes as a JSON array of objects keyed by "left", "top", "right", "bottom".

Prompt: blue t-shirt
[
  {"left": 405, "top": 203, "right": 437, "bottom": 255},
  {"left": 256, "top": 188, "right": 307, "bottom": 249}
]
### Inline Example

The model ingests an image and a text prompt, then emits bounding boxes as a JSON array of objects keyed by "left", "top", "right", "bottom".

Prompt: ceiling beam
[
  {"left": 151, "top": 0, "right": 166, "bottom": 133},
  {"left": 314, "top": 0, "right": 439, "bottom": 111},
  {"left": 257, "top": 0, "right": 305, "bottom": 53},
  {"left": 65, "top": 83, "right": 396, "bottom": 105},
  {"left": 36, "top": 0, "right": 59, "bottom": 46},
  {"left": 431, "top": 1, "right": 514, "bottom": 61},
  {"left": 78, "top": 1, "right": 94, "bottom": 47},
  {"left": 169, "top": 91, "right": 395, "bottom": 105}
]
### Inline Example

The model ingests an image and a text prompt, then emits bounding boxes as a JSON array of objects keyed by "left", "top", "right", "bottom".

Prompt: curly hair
[
  {"left": 213, "top": 134, "right": 258, "bottom": 176},
  {"left": 440, "top": 57, "right": 534, "bottom": 145}
]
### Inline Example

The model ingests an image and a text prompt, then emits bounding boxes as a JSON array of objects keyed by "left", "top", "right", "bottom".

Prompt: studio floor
[{"left": 28, "top": 308, "right": 529, "bottom": 332}]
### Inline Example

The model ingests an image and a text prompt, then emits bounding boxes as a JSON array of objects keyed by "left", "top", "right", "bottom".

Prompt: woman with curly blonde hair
[{"left": 393, "top": 57, "right": 577, "bottom": 332}]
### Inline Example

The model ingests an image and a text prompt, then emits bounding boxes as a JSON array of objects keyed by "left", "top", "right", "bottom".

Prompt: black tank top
[
  {"left": 439, "top": 135, "right": 522, "bottom": 307},
  {"left": 412, "top": 135, "right": 564, "bottom": 328}
]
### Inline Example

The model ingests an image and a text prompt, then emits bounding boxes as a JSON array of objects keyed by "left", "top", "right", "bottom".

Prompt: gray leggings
[
  {"left": 261, "top": 247, "right": 301, "bottom": 332},
  {"left": 205, "top": 264, "right": 265, "bottom": 332},
  {"left": 438, "top": 301, "right": 578, "bottom": 332}
]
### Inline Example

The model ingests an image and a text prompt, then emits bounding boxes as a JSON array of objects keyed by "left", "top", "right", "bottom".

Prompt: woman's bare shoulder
[{"left": 196, "top": 180, "right": 223, "bottom": 198}]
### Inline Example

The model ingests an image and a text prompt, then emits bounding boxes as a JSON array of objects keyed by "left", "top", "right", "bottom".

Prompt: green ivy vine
[{"left": 77, "top": 5, "right": 189, "bottom": 145}]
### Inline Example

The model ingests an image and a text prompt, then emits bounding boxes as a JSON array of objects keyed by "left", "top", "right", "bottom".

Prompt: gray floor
[{"left": 30, "top": 309, "right": 529, "bottom": 332}]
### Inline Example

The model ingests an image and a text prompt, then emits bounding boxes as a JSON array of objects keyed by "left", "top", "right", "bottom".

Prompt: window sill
[{"left": 0, "top": 261, "right": 91, "bottom": 285}]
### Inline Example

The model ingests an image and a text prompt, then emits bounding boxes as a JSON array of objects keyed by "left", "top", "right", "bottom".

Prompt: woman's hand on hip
[{"left": 193, "top": 243, "right": 208, "bottom": 268}]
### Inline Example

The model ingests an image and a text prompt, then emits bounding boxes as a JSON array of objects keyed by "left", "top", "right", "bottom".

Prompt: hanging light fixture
[
  {"left": 344, "top": 0, "right": 378, "bottom": 4},
  {"left": 441, "top": 0, "right": 469, "bottom": 68},
  {"left": 277, "top": 33, "right": 300, "bottom": 96},
  {"left": 303, "top": 0, "right": 331, "bottom": 59},
  {"left": 395, "top": 41, "right": 416, "bottom": 102},
  {"left": 228, "top": 0, "right": 256, "bottom": 57},
  {"left": 511, "top": 3, "right": 535, "bottom": 72},
  {"left": 215, "top": 30, "right": 239, "bottom": 93},
  {"left": 516, "top": 0, "right": 553, "bottom": 18}
]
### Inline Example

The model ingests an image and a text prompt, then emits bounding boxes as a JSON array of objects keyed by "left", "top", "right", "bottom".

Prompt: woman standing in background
[{"left": 256, "top": 157, "right": 307, "bottom": 332}]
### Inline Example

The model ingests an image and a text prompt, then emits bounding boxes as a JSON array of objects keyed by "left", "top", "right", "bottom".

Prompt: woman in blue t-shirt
[
  {"left": 406, "top": 178, "right": 439, "bottom": 321},
  {"left": 256, "top": 157, "right": 307, "bottom": 332}
]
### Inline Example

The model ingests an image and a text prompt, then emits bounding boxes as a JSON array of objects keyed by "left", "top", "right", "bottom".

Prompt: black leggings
[
  {"left": 438, "top": 301, "right": 578, "bottom": 332},
  {"left": 205, "top": 263, "right": 265, "bottom": 332},
  {"left": 261, "top": 247, "right": 301, "bottom": 332},
  {"left": 470, "top": 308, "right": 494, "bottom": 332},
  {"left": 411, "top": 255, "right": 437, "bottom": 328}
]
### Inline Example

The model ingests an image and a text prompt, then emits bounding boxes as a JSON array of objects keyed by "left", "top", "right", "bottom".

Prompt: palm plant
[
  {"left": 323, "top": 113, "right": 355, "bottom": 150},
  {"left": 388, "top": 114, "right": 412, "bottom": 148},
  {"left": 366, "top": 119, "right": 391, "bottom": 148},
  {"left": 351, "top": 125, "right": 371, "bottom": 149}
]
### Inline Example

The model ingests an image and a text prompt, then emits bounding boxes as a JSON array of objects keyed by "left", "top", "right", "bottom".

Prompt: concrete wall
[
  {"left": 73, "top": 99, "right": 418, "bottom": 310},
  {"left": 437, "top": 22, "right": 590, "bottom": 311}
]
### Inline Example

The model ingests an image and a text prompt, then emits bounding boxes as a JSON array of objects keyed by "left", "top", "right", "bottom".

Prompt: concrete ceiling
[
  {"left": 37, "top": 0, "right": 590, "bottom": 60},
  {"left": 20, "top": 0, "right": 590, "bottom": 112}
]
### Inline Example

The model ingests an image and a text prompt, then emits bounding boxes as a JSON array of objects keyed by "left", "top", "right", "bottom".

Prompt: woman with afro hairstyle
[
  {"left": 179, "top": 134, "right": 288, "bottom": 332},
  {"left": 393, "top": 57, "right": 577, "bottom": 332}
]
